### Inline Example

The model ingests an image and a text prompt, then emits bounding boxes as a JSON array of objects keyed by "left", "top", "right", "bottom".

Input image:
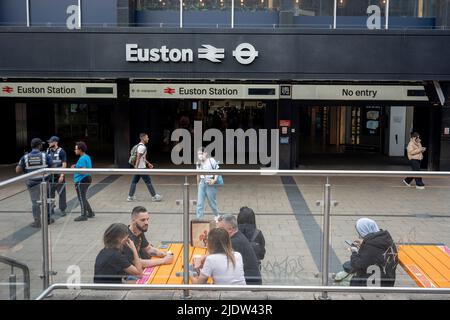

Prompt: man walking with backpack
[{"left": 127, "top": 133, "right": 162, "bottom": 202}]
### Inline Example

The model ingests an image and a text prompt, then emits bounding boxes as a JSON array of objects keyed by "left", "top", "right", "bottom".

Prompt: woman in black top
[
  {"left": 94, "top": 223, "right": 143, "bottom": 283},
  {"left": 237, "top": 207, "right": 266, "bottom": 266},
  {"left": 349, "top": 218, "right": 398, "bottom": 287}
]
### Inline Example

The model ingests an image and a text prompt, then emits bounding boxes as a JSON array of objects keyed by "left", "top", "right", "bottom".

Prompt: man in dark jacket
[
  {"left": 349, "top": 218, "right": 398, "bottom": 287},
  {"left": 217, "top": 214, "right": 262, "bottom": 285}
]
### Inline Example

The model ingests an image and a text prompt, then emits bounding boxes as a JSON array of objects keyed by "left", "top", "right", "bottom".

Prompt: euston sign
[
  {"left": 0, "top": 83, "right": 117, "bottom": 98},
  {"left": 130, "top": 84, "right": 278, "bottom": 99},
  {"left": 126, "top": 43, "right": 259, "bottom": 65}
]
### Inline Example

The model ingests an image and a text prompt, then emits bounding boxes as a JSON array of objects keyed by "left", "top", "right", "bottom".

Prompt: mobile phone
[{"left": 345, "top": 240, "right": 353, "bottom": 246}]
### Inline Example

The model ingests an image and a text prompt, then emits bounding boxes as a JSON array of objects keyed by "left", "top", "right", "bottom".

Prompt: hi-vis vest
[
  {"left": 24, "top": 152, "right": 47, "bottom": 171},
  {"left": 47, "top": 147, "right": 63, "bottom": 167}
]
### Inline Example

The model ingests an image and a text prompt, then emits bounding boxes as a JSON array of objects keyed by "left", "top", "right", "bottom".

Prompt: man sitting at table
[
  {"left": 124, "top": 206, "right": 174, "bottom": 267},
  {"left": 217, "top": 214, "right": 262, "bottom": 285}
]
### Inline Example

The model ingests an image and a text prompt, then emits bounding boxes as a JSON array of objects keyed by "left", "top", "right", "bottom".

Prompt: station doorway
[{"left": 130, "top": 99, "right": 277, "bottom": 166}]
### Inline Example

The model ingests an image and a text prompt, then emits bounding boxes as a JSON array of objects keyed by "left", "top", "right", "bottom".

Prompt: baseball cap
[
  {"left": 31, "top": 138, "right": 44, "bottom": 148},
  {"left": 47, "top": 136, "right": 60, "bottom": 143}
]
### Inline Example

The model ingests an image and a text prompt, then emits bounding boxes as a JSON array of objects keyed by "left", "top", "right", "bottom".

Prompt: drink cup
[{"left": 193, "top": 254, "right": 202, "bottom": 269}]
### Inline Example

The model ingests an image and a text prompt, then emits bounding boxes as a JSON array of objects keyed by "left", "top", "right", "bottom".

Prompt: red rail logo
[
  {"left": 164, "top": 87, "right": 176, "bottom": 95},
  {"left": 2, "top": 86, "right": 13, "bottom": 94}
]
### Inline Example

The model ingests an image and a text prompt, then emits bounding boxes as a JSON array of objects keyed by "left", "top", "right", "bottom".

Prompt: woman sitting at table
[
  {"left": 191, "top": 228, "right": 246, "bottom": 285},
  {"left": 94, "top": 223, "right": 143, "bottom": 283}
]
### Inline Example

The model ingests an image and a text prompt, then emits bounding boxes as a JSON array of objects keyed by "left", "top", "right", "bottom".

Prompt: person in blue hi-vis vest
[{"left": 16, "top": 138, "right": 54, "bottom": 228}]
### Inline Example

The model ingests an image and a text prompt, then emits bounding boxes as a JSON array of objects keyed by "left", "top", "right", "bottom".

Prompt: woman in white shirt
[
  {"left": 196, "top": 147, "right": 220, "bottom": 219},
  {"left": 191, "top": 228, "right": 246, "bottom": 285}
]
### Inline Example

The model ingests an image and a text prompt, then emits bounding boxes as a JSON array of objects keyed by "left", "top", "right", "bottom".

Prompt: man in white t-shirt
[{"left": 127, "top": 133, "right": 162, "bottom": 202}]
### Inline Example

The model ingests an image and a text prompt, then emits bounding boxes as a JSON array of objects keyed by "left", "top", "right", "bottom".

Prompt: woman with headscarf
[{"left": 349, "top": 218, "right": 398, "bottom": 287}]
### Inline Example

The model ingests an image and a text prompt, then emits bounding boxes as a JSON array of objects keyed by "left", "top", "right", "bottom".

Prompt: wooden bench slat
[
  {"left": 425, "top": 246, "right": 450, "bottom": 269},
  {"left": 410, "top": 246, "right": 450, "bottom": 284},
  {"left": 149, "top": 243, "right": 183, "bottom": 284},
  {"left": 398, "top": 248, "right": 436, "bottom": 288},
  {"left": 400, "top": 246, "right": 450, "bottom": 288},
  {"left": 166, "top": 246, "right": 195, "bottom": 285}
]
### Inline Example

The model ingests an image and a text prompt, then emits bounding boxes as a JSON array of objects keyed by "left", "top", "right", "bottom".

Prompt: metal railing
[
  {"left": 36, "top": 283, "right": 450, "bottom": 300},
  {"left": 0, "top": 255, "right": 31, "bottom": 300},
  {"left": 2, "top": 168, "right": 450, "bottom": 300}
]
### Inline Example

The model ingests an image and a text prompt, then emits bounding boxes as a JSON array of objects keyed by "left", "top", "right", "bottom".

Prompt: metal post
[
  {"left": 231, "top": 0, "right": 234, "bottom": 28},
  {"left": 9, "top": 267, "right": 16, "bottom": 300},
  {"left": 320, "top": 177, "right": 331, "bottom": 300},
  {"left": 385, "top": 0, "right": 389, "bottom": 30},
  {"left": 78, "top": 0, "right": 82, "bottom": 29},
  {"left": 333, "top": 0, "right": 337, "bottom": 29},
  {"left": 26, "top": 0, "right": 30, "bottom": 27},
  {"left": 182, "top": 176, "right": 191, "bottom": 299},
  {"left": 40, "top": 181, "right": 50, "bottom": 290},
  {"left": 179, "top": 0, "right": 183, "bottom": 28}
]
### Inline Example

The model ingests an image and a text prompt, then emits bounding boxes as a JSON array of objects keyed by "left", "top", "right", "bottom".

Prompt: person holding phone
[
  {"left": 94, "top": 223, "right": 143, "bottom": 283},
  {"left": 403, "top": 132, "right": 426, "bottom": 189},
  {"left": 347, "top": 218, "right": 398, "bottom": 287}
]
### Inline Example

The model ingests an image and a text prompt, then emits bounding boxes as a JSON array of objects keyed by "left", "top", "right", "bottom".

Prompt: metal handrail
[
  {"left": 36, "top": 283, "right": 450, "bottom": 300},
  {"left": 0, "top": 255, "right": 31, "bottom": 300},
  {"left": 3, "top": 168, "right": 450, "bottom": 185}
]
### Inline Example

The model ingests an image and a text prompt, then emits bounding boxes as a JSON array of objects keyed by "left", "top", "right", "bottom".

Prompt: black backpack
[{"left": 249, "top": 229, "right": 264, "bottom": 260}]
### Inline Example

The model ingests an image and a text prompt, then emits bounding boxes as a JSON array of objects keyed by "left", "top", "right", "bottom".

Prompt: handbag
[{"left": 209, "top": 158, "right": 224, "bottom": 186}]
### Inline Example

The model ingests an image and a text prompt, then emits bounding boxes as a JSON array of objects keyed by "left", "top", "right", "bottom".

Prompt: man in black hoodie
[
  {"left": 217, "top": 214, "right": 262, "bottom": 285},
  {"left": 349, "top": 218, "right": 398, "bottom": 287}
]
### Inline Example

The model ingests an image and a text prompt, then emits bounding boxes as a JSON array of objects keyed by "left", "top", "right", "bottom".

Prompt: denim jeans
[
  {"left": 128, "top": 175, "right": 156, "bottom": 197},
  {"left": 196, "top": 180, "right": 219, "bottom": 219},
  {"left": 27, "top": 182, "right": 52, "bottom": 220}
]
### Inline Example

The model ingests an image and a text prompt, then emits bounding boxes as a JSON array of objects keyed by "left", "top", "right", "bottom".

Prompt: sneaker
[
  {"left": 74, "top": 215, "right": 88, "bottom": 222},
  {"left": 416, "top": 185, "right": 425, "bottom": 190},
  {"left": 87, "top": 212, "right": 95, "bottom": 218},
  {"left": 151, "top": 194, "right": 163, "bottom": 202},
  {"left": 402, "top": 180, "right": 411, "bottom": 187},
  {"left": 60, "top": 211, "right": 67, "bottom": 217},
  {"left": 127, "top": 196, "right": 137, "bottom": 202},
  {"left": 30, "top": 220, "right": 41, "bottom": 228}
]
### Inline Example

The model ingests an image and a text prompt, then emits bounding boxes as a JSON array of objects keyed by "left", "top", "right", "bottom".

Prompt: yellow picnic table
[
  {"left": 398, "top": 244, "right": 450, "bottom": 288},
  {"left": 136, "top": 243, "right": 210, "bottom": 284}
]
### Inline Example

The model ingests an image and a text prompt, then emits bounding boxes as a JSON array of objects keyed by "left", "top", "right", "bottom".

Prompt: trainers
[
  {"left": 74, "top": 215, "right": 88, "bottom": 222},
  {"left": 127, "top": 196, "right": 137, "bottom": 202},
  {"left": 60, "top": 211, "right": 67, "bottom": 217},
  {"left": 402, "top": 180, "right": 411, "bottom": 187},
  {"left": 30, "top": 220, "right": 41, "bottom": 228},
  {"left": 87, "top": 212, "right": 95, "bottom": 218},
  {"left": 416, "top": 185, "right": 425, "bottom": 190},
  {"left": 151, "top": 194, "right": 163, "bottom": 202}
]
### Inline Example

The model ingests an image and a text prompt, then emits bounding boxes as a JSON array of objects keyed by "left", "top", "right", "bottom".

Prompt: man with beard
[{"left": 125, "top": 206, "right": 174, "bottom": 268}]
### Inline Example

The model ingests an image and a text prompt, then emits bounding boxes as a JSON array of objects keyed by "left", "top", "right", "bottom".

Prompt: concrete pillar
[
  {"left": 278, "top": 99, "right": 295, "bottom": 169},
  {"left": 114, "top": 79, "right": 130, "bottom": 168}
]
